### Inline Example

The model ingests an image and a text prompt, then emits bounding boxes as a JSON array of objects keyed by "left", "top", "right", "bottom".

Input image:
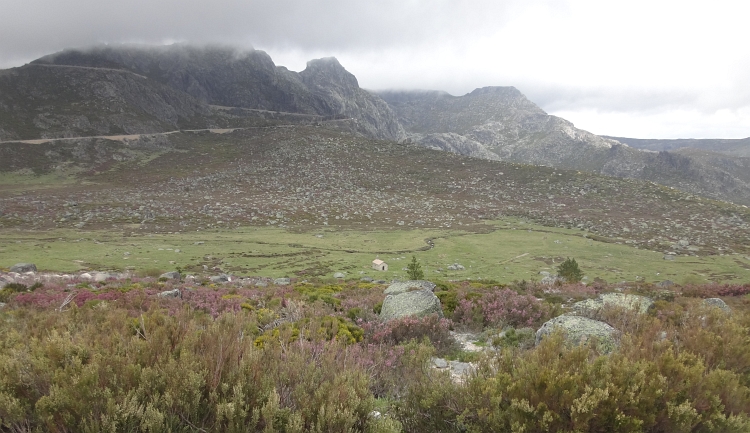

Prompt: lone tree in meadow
[
  {"left": 406, "top": 256, "right": 425, "bottom": 280},
  {"left": 557, "top": 257, "right": 583, "bottom": 283}
]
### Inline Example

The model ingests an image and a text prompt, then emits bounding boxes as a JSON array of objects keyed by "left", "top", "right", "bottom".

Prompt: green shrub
[
  {"left": 406, "top": 256, "right": 424, "bottom": 280},
  {"left": 557, "top": 257, "right": 583, "bottom": 283}
]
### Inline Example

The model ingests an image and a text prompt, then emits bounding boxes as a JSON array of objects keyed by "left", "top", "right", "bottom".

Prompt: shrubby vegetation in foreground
[{"left": 1, "top": 277, "right": 750, "bottom": 432}]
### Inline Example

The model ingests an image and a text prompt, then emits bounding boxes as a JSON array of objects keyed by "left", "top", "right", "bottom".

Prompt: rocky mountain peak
[{"left": 300, "top": 57, "right": 359, "bottom": 92}]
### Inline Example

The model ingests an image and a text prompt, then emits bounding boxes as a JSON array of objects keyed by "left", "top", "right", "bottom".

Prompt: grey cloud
[{"left": 0, "top": 0, "right": 531, "bottom": 68}]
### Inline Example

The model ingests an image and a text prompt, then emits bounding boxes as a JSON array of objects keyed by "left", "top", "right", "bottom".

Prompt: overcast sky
[{"left": 1, "top": 0, "right": 748, "bottom": 139}]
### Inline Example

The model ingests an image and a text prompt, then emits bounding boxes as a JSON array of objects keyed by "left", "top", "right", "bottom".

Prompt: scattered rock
[
  {"left": 432, "top": 357, "right": 449, "bottom": 369},
  {"left": 0, "top": 302, "right": 6, "bottom": 309},
  {"left": 333, "top": 272, "right": 345, "bottom": 279},
  {"left": 656, "top": 280, "right": 674, "bottom": 288},
  {"left": 380, "top": 289, "right": 443, "bottom": 321},
  {"left": 160, "top": 271, "right": 181, "bottom": 280},
  {"left": 92, "top": 272, "right": 111, "bottom": 283},
  {"left": 573, "top": 293, "right": 654, "bottom": 316},
  {"left": 449, "top": 361, "right": 473, "bottom": 376},
  {"left": 157, "top": 288, "right": 181, "bottom": 298},
  {"left": 383, "top": 280, "right": 437, "bottom": 295},
  {"left": 703, "top": 298, "right": 731, "bottom": 313},
  {"left": 360, "top": 277, "right": 374, "bottom": 282},
  {"left": 10, "top": 263, "right": 37, "bottom": 273},
  {"left": 210, "top": 274, "right": 230, "bottom": 283},
  {"left": 274, "top": 277, "right": 291, "bottom": 286},
  {"left": 678, "top": 239, "right": 690, "bottom": 247},
  {"left": 447, "top": 263, "right": 465, "bottom": 271},
  {"left": 663, "top": 255, "right": 675, "bottom": 261},
  {"left": 536, "top": 315, "right": 618, "bottom": 353}
]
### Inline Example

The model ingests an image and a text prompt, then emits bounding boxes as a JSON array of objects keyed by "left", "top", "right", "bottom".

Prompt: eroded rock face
[
  {"left": 535, "top": 315, "right": 618, "bottom": 353},
  {"left": 573, "top": 293, "right": 654, "bottom": 316},
  {"left": 383, "top": 280, "right": 437, "bottom": 296},
  {"left": 380, "top": 289, "right": 443, "bottom": 322}
]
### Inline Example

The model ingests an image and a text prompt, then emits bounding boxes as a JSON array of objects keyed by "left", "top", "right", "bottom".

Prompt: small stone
[
  {"left": 274, "top": 277, "right": 291, "bottom": 286},
  {"left": 333, "top": 272, "right": 345, "bottom": 279}
]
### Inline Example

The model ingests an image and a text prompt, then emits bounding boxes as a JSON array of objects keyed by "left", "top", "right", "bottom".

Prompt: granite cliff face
[
  {"left": 378, "top": 88, "right": 750, "bottom": 205},
  {"left": 300, "top": 58, "right": 405, "bottom": 141},
  {"left": 0, "top": 63, "right": 213, "bottom": 140}
]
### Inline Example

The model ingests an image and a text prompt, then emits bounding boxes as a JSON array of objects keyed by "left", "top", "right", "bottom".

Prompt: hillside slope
[
  {"left": 377, "top": 88, "right": 750, "bottom": 205},
  {"left": 1, "top": 126, "right": 749, "bottom": 256}
]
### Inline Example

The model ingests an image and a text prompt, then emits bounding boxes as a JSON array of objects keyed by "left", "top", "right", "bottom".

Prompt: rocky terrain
[
  {"left": 1, "top": 126, "right": 749, "bottom": 257},
  {"left": 607, "top": 136, "right": 750, "bottom": 157},
  {"left": 377, "top": 88, "right": 750, "bottom": 206}
]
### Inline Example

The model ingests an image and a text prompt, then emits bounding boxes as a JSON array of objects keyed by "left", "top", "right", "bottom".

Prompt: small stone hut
[{"left": 372, "top": 259, "right": 388, "bottom": 271}]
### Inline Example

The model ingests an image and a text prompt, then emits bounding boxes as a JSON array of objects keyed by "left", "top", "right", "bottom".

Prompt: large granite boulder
[
  {"left": 10, "top": 263, "right": 37, "bottom": 273},
  {"left": 573, "top": 293, "right": 653, "bottom": 316},
  {"left": 383, "top": 280, "right": 436, "bottom": 296},
  {"left": 380, "top": 289, "right": 443, "bottom": 321},
  {"left": 536, "top": 315, "right": 618, "bottom": 353}
]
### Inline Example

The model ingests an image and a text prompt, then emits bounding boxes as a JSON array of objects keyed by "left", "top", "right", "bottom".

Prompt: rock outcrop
[
  {"left": 10, "top": 263, "right": 37, "bottom": 273},
  {"left": 573, "top": 293, "right": 654, "bottom": 316},
  {"left": 380, "top": 282, "right": 443, "bottom": 322},
  {"left": 535, "top": 315, "right": 618, "bottom": 353}
]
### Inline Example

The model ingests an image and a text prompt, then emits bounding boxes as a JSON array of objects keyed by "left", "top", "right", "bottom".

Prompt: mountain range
[{"left": 0, "top": 44, "right": 748, "bottom": 206}]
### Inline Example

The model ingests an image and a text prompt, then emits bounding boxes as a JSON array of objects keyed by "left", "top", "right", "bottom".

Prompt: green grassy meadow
[{"left": 2, "top": 218, "right": 749, "bottom": 284}]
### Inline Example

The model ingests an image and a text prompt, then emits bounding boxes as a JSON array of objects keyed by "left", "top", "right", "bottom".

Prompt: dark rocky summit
[{"left": 12, "top": 45, "right": 404, "bottom": 142}]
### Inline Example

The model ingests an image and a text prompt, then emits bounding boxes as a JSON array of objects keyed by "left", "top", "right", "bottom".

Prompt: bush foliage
[{"left": 1, "top": 276, "right": 750, "bottom": 432}]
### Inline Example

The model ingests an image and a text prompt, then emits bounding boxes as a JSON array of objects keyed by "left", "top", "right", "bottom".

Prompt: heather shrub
[
  {"left": 682, "top": 282, "right": 750, "bottom": 298},
  {"left": 295, "top": 283, "right": 343, "bottom": 307},
  {"left": 0, "top": 305, "right": 392, "bottom": 432},
  {"left": 397, "top": 331, "right": 750, "bottom": 432},
  {"left": 365, "top": 314, "right": 458, "bottom": 356},
  {"left": 452, "top": 288, "right": 551, "bottom": 331}
]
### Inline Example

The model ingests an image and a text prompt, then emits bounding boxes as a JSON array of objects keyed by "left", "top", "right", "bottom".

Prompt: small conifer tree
[
  {"left": 406, "top": 256, "right": 425, "bottom": 280},
  {"left": 557, "top": 257, "right": 583, "bottom": 283}
]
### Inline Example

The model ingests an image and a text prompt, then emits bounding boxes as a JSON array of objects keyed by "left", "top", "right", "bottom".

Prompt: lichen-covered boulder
[
  {"left": 703, "top": 298, "right": 731, "bottom": 313},
  {"left": 160, "top": 271, "right": 181, "bottom": 280},
  {"left": 536, "top": 315, "right": 618, "bottom": 353},
  {"left": 573, "top": 293, "right": 653, "bottom": 316},
  {"left": 10, "top": 263, "right": 37, "bottom": 273},
  {"left": 383, "top": 280, "right": 436, "bottom": 296},
  {"left": 157, "top": 288, "right": 181, "bottom": 298},
  {"left": 380, "top": 289, "right": 443, "bottom": 321}
]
